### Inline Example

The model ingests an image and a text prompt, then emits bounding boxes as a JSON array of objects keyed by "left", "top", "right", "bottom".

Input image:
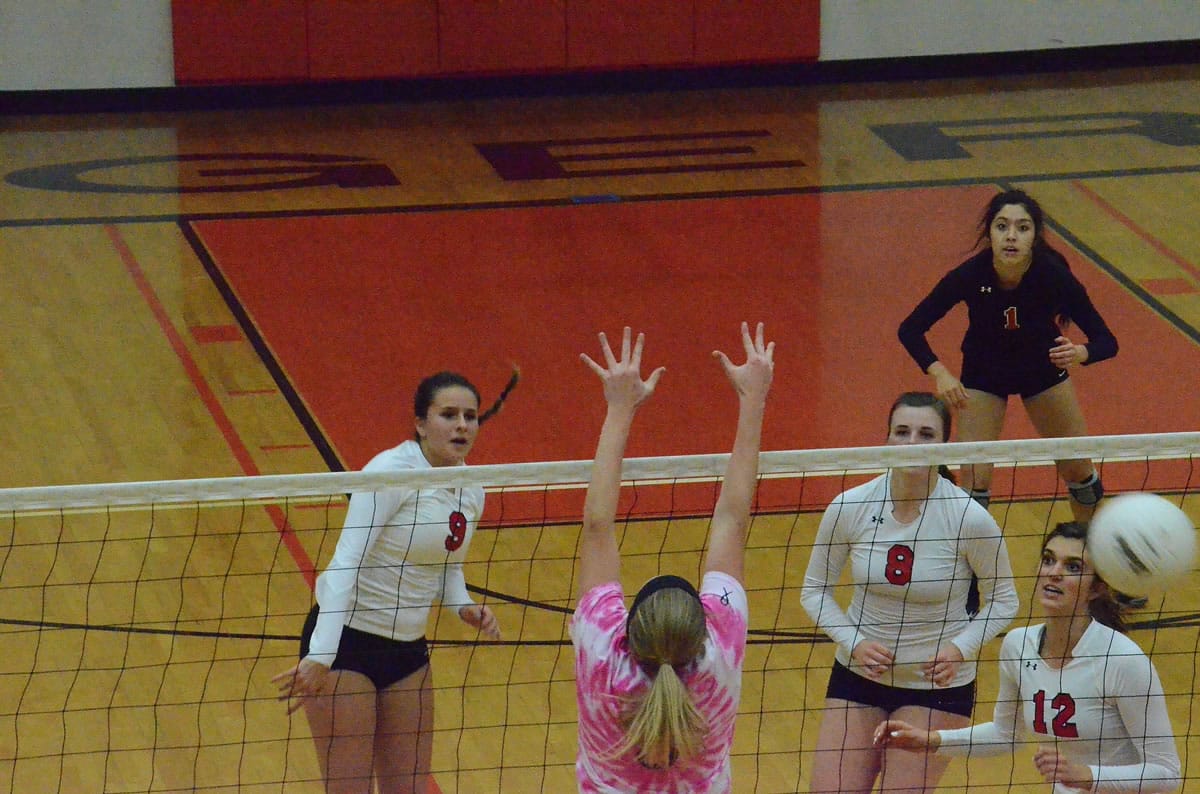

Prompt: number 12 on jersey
[{"left": 1032, "top": 689, "right": 1079, "bottom": 738}]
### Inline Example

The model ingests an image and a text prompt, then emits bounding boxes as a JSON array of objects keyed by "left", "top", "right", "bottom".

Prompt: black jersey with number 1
[{"left": 898, "top": 248, "right": 1118, "bottom": 378}]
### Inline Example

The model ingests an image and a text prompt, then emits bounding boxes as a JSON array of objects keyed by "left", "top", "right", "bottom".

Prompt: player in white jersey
[
  {"left": 273, "top": 369, "right": 517, "bottom": 794},
  {"left": 801, "top": 392, "right": 1019, "bottom": 793},
  {"left": 876, "top": 521, "right": 1182, "bottom": 792}
]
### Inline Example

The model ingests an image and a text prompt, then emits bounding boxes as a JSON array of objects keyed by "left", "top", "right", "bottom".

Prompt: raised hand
[
  {"left": 580, "top": 327, "right": 666, "bottom": 412},
  {"left": 713, "top": 321, "right": 774, "bottom": 402}
]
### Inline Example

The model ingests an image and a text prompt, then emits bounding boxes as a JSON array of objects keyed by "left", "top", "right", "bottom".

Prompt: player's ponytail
[
  {"left": 613, "top": 588, "right": 708, "bottom": 768},
  {"left": 479, "top": 366, "right": 521, "bottom": 425},
  {"left": 412, "top": 367, "right": 520, "bottom": 440}
]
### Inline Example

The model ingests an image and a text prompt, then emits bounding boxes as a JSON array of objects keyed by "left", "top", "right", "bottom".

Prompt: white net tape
[{"left": 2, "top": 432, "right": 1197, "bottom": 512}]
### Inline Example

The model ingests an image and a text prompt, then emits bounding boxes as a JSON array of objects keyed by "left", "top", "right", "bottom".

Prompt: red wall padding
[
  {"left": 307, "top": 0, "right": 439, "bottom": 80},
  {"left": 172, "top": 0, "right": 309, "bottom": 85},
  {"left": 566, "top": 0, "right": 693, "bottom": 69},
  {"left": 695, "top": 0, "right": 821, "bottom": 63},
  {"left": 438, "top": 0, "right": 567, "bottom": 74},
  {"left": 172, "top": 0, "right": 820, "bottom": 85}
]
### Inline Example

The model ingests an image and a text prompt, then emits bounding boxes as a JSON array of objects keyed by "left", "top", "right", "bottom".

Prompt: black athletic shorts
[
  {"left": 299, "top": 604, "right": 430, "bottom": 690},
  {"left": 960, "top": 356, "right": 1068, "bottom": 400},
  {"left": 825, "top": 660, "right": 976, "bottom": 718}
]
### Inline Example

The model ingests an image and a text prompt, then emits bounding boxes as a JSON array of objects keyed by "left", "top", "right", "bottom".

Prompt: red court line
[
  {"left": 1142, "top": 277, "right": 1197, "bottom": 296},
  {"left": 1071, "top": 180, "right": 1200, "bottom": 281},
  {"left": 104, "top": 225, "right": 316, "bottom": 589}
]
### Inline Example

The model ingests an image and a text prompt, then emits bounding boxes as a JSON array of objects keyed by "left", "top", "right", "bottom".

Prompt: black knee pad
[
  {"left": 1068, "top": 473, "right": 1104, "bottom": 506},
  {"left": 969, "top": 488, "right": 991, "bottom": 509}
]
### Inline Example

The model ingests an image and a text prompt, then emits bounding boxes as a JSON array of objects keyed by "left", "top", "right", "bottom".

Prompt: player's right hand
[
  {"left": 930, "top": 365, "right": 968, "bottom": 410},
  {"left": 850, "top": 640, "right": 894, "bottom": 680},
  {"left": 874, "top": 719, "right": 937, "bottom": 750}
]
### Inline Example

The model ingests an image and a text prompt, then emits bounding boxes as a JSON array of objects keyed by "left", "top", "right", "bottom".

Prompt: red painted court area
[{"left": 193, "top": 186, "right": 1200, "bottom": 480}]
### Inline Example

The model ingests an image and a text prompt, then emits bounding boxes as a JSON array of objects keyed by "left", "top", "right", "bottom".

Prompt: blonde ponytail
[
  {"left": 615, "top": 663, "right": 706, "bottom": 768},
  {"left": 612, "top": 586, "right": 708, "bottom": 768}
]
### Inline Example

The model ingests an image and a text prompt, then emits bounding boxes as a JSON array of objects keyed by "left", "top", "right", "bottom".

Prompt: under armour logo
[
  {"left": 1025, "top": 660, "right": 1038, "bottom": 670},
  {"left": 980, "top": 286, "right": 993, "bottom": 293},
  {"left": 720, "top": 588, "right": 732, "bottom": 606},
  {"left": 870, "top": 515, "right": 884, "bottom": 525}
]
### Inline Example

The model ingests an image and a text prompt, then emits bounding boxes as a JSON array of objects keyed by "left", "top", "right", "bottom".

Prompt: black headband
[{"left": 627, "top": 574, "right": 701, "bottom": 632}]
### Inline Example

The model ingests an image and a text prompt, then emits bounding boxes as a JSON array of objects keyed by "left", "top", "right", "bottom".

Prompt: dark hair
[
  {"left": 412, "top": 367, "right": 520, "bottom": 438},
  {"left": 974, "top": 189, "right": 1047, "bottom": 251},
  {"left": 888, "top": 392, "right": 955, "bottom": 483},
  {"left": 1042, "top": 521, "right": 1126, "bottom": 633},
  {"left": 974, "top": 189, "right": 1073, "bottom": 328}
]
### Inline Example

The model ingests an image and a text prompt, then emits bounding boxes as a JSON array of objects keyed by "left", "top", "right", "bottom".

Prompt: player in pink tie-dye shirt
[{"left": 570, "top": 323, "right": 773, "bottom": 793}]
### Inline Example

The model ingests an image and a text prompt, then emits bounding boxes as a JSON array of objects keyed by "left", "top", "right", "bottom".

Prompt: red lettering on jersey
[
  {"left": 1032, "top": 689, "right": 1079, "bottom": 738},
  {"left": 885, "top": 543, "right": 915, "bottom": 585},
  {"left": 446, "top": 510, "right": 467, "bottom": 551},
  {"left": 1003, "top": 306, "right": 1020, "bottom": 330}
]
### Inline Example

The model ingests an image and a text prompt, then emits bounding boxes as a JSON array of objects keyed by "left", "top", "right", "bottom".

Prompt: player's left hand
[
  {"left": 459, "top": 604, "right": 501, "bottom": 639},
  {"left": 1033, "top": 745, "right": 1093, "bottom": 790},
  {"left": 271, "top": 658, "right": 331, "bottom": 715},
  {"left": 713, "top": 321, "right": 774, "bottom": 402},
  {"left": 922, "top": 643, "right": 965, "bottom": 687},
  {"left": 1049, "top": 336, "right": 1088, "bottom": 369}
]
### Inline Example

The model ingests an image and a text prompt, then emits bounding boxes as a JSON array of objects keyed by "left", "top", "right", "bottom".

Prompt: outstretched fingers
[
  {"left": 579, "top": 329, "right": 617, "bottom": 377},
  {"left": 582, "top": 327, "right": 665, "bottom": 407},
  {"left": 745, "top": 320, "right": 776, "bottom": 361},
  {"left": 643, "top": 364, "right": 666, "bottom": 394},
  {"left": 579, "top": 351, "right": 605, "bottom": 377},
  {"left": 714, "top": 321, "right": 775, "bottom": 397},
  {"left": 271, "top": 662, "right": 320, "bottom": 715}
]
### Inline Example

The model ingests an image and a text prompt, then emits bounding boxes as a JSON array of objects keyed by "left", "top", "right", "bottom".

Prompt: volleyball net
[{"left": 1, "top": 433, "right": 1197, "bottom": 793}]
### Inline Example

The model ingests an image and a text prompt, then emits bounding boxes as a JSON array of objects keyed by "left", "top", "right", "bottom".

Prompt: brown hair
[
  {"left": 411, "top": 367, "right": 520, "bottom": 440},
  {"left": 1043, "top": 521, "right": 1126, "bottom": 633}
]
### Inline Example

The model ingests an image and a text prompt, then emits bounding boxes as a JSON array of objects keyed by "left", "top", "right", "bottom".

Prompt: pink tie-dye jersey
[{"left": 570, "top": 571, "right": 748, "bottom": 794}]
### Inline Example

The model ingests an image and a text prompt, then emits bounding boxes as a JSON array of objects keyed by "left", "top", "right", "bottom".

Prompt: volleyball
[{"left": 1088, "top": 493, "right": 1197, "bottom": 597}]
